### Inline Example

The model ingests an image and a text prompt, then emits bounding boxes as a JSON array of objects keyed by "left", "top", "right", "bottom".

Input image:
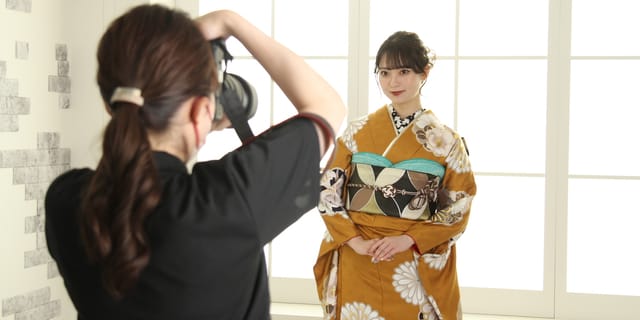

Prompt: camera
[{"left": 210, "top": 39, "right": 258, "bottom": 141}]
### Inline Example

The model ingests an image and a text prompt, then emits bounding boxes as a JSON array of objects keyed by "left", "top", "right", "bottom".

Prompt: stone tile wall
[
  {"left": 0, "top": 60, "right": 29, "bottom": 132},
  {"left": 1, "top": 288, "right": 60, "bottom": 320},
  {"left": 49, "top": 44, "right": 70, "bottom": 109},
  {"left": 6, "top": 0, "right": 32, "bottom": 13},
  {"left": 1, "top": 2, "right": 71, "bottom": 318}
]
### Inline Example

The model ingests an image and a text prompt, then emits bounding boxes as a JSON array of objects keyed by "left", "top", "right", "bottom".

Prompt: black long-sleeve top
[{"left": 45, "top": 115, "right": 327, "bottom": 320}]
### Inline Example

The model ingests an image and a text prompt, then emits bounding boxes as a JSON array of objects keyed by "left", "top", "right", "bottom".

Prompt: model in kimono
[{"left": 314, "top": 31, "right": 477, "bottom": 320}]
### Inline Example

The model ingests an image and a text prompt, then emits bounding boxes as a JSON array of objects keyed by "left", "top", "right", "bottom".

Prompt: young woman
[
  {"left": 45, "top": 5, "right": 345, "bottom": 319},
  {"left": 314, "top": 31, "right": 476, "bottom": 319}
]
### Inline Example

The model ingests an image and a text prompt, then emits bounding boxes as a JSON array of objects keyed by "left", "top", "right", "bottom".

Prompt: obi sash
[{"left": 346, "top": 152, "right": 445, "bottom": 220}]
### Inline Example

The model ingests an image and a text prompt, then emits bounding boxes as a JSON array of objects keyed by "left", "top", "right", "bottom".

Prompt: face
[{"left": 377, "top": 59, "right": 427, "bottom": 106}]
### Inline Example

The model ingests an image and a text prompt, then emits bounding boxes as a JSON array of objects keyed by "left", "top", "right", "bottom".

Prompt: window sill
[{"left": 271, "top": 303, "right": 323, "bottom": 320}]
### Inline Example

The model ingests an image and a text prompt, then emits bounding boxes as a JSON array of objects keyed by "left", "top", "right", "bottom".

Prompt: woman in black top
[{"left": 44, "top": 5, "right": 345, "bottom": 320}]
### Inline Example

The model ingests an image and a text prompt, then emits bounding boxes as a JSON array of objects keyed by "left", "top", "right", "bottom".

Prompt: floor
[{"left": 270, "top": 303, "right": 552, "bottom": 320}]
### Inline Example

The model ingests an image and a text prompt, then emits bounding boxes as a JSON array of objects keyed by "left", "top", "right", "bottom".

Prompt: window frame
[{"left": 184, "top": 1, "right": 640, "bottom": 319}]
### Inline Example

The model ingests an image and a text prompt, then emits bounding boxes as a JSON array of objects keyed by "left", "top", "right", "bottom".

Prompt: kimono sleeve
[
  {"left": 405, "top": 135, "right": 477, "bottom": 254},
  {"left": 318, "top": 137, "right": 361, "bottom": 244}
]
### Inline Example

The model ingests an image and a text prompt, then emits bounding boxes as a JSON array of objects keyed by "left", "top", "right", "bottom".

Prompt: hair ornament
[{"left": 110, "top": 87, "right": 144, "bottom": 107}]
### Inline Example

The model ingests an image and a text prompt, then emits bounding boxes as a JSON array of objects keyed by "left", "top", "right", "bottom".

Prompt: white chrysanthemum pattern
[
  {"left": 341, "top": 116, "right": 368, "bottom": 153},
  {"left": 421, "top": 250, "right": 450, "bottom": 271},
  {"left": 323, "top": 230, "right": 334, "bottom": 243},
  {"left": 392, "top": 261, "right": 426, "bottom": 305},
  {"left": 422, "top": 232, "right": 463, "bottom": 270},
  {"left": 340, "top": 302, "right": 385, "bottom": 320}
]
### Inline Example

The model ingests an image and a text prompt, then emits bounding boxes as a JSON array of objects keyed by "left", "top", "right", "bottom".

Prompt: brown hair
[
  {"left": 374, "top": 31, "right": 435, "bottom": 75},
  {"left": 80, "top": 4, "right": 217, "bottom": 299}
]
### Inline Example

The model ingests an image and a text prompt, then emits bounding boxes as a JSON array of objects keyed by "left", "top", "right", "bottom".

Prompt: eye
[
  {"left": 378, "top": 70, "right": 388, "bottom": 77},
  {"left": 400, "top": 69, "right": 411, "bottom": 75}
]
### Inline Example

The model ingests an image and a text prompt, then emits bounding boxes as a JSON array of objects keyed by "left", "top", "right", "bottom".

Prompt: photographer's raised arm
[{"left": 196, "top": 10, "right": 346, "bottom": 153}]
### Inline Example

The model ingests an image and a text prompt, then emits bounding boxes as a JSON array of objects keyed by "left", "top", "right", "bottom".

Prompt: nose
[{"left": 389, "top": 72, "right": 400, "bottom": 86}]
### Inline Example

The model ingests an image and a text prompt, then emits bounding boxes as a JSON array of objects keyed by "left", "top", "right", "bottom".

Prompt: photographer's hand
[{"left": 195, "top": 10, "right": 233, "bottom": 43}]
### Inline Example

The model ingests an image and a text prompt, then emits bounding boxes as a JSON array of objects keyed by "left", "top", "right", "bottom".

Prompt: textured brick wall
[
  {"left": 2, "top": 288, "right": 60, "bottom": 320},
  {"left": 1, "top": 1, "right": 70, "bottom": 319},
  {"left": 0, "top": 61, "right": 28, "bottom": 132},
  {"left": 5, "top": 0, "right": 31, "bottom": 13},
  {"left": 49, "top": 44, "right": 70, "bottom": 109},
  {"left": 0, "top": 88, "right": 68, "bottom": 320}
]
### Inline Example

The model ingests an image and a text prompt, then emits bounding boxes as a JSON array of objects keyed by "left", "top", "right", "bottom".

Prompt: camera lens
[{"left": 210, "top": 39, "right": 258, "bottom": 124}]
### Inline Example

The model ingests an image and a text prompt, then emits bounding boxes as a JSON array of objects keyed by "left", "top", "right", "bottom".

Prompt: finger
[
  {"left": 380, "top": 253, "right": 394, "bottom": 261},
  {"left": 374, "top": 247, "right": 390, "bottom": 262},
  {"left": 376, "top": 242, "right": 392, "bottom": 256},
  {"left": 384, "top": 249, "right": 396, "bottom": 260},
  {"left": 367, "top": 241, "right": 383, "bottom": 255}
]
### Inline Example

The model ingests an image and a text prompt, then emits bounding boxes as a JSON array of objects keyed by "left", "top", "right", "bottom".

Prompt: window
[
  {"left": 561, "top": 0, "right": 640, "bottom": 318},
  {"left": 192, "top": 0, "right": 640, "bottom": 318}
]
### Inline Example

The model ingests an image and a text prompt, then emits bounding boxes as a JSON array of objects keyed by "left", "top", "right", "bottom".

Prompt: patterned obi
[{"left": 346, "top": 152, "right": 445, "bottom": 220}]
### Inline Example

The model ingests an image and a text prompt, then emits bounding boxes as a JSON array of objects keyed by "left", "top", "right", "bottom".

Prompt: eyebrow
[{"left": 378, "top": 66, "right": 411, "bottom": 70}]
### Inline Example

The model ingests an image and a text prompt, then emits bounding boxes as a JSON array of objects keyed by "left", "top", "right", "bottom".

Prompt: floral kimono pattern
[{"left": 314, "top": 105, "right": 476, "bottom": 320}]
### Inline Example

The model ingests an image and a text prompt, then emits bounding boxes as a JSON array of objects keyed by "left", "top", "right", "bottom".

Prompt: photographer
[{"left": 44, "top": 5, "right": 345, "bottom": 320}]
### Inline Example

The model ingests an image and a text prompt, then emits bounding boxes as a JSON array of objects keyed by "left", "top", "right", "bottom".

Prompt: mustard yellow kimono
[{"left": 314, "top": 105, "right": 476, "bottom": 320}]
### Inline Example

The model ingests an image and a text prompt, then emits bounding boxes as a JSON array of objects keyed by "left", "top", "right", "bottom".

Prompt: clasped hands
[{"left": 346, "top": 234, "right": 415, "bottom": 264}]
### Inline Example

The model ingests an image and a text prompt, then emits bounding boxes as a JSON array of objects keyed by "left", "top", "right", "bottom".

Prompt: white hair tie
[{"left": 110, "top": 87, "right": 144, "bottom": 107}]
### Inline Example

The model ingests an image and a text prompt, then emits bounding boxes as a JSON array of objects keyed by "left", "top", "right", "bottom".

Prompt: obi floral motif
[{"left": 346, "top": 162, "right": 441, "bottom": 220}]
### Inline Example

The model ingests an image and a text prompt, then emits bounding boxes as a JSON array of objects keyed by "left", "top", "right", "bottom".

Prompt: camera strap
[
  {"left": 214, "top": 40, "right": 255, "bottom": 144},
  {"left": 221, "top": 88, "right": 255, "bottom": 144}
]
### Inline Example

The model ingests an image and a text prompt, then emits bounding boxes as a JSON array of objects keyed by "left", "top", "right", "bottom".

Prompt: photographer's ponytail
[{"left": 81, "top": 101, "right": 160, "bottom": 299}]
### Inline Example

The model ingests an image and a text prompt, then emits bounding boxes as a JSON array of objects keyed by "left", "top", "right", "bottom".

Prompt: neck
[
  {"left": 148, "top": 129, "right": 193, "bottom": 163},
  {"left": 391, "top": 102, "right": 422, "bottom": 118}
]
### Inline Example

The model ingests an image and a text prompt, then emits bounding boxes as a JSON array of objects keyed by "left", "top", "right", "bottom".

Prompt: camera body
[{"left": 210, "top": 39, "right": 257, "bottom": 135}]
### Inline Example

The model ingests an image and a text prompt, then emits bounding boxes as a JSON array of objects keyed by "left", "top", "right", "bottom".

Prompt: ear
[
  {"left": 422, "top": 66, "right": 431, "bottom": 80},
  {"left": 189, "top": 96, "right": 213, "bottom": 125}
]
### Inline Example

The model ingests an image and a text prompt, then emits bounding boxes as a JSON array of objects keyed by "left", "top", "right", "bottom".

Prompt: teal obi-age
[{"left": 346, "top": 152, "right": 445, "bottom": 220}]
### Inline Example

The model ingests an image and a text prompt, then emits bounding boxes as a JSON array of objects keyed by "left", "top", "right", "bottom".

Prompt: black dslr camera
[{"left": 210, "top": 39, "right": 258, "bottom": 143}]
